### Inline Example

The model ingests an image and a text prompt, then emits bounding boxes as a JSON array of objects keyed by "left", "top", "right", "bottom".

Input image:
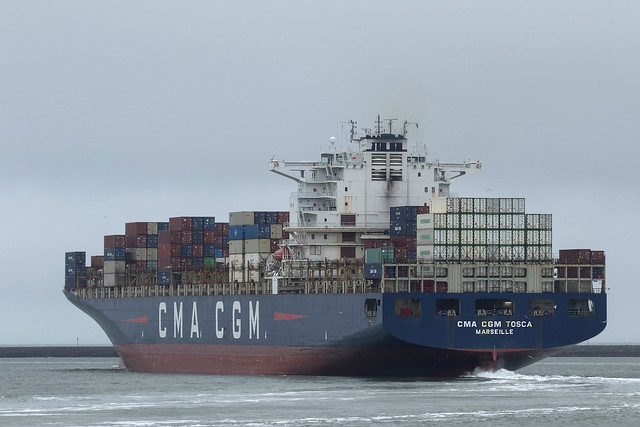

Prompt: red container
[
  {"left": 591, "top": 250, "right": 605, "bottom": 264},
  {"left": 91, "top": 256, "right": 104, "bottom": 268},
  {"left": 104, "top": 235, "right": 126, "bottom": 248},
  {"left": 278, "top": 211, "right": 290, "bottom": 224},
  {"left": 417, "top": 205, "right": 430, "bottom": 214},
  {"left": 270, "top": 239, "right": 279, "bottom": 253},
  {"left": 222, "top": 248, "right": 229, "bottom": 257},
  {"left": 125, "top": 222, "right": 148, "bottom": 235},
  {"left": 170, "top": 231, "right": 182, "bottom": 244},
  {"left": 215, "top": 222, "right": 229, "bottom": 235},
  {"left": 158, "top": 230, "right": 171, "bottom": 244},
  {"left": 204, "top": 230, "right": 216, "bottom": 244},
  {"left": 193, "top": 244, "right": 204, "bottom": 257},
  {"left": 170, "top": 244, "right": 181, "bottom": 257},
  {"left": 170, "top": 217, "right": 193, "bottom": 230},
  {"left": 158, "top": 244, "right": 171, "bottom": 257},
  {"left": 559, "top": 249, "right": 592, "bottom": 264},
  {"left": 157, "top": 256, "right": 172, "bottom": 271},
  {"left": 181, "top": 231, "right": 192, "bottom": 244}
]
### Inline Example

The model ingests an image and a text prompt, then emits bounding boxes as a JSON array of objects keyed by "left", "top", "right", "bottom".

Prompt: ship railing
[
  {"left": 292, "top": 191, "right": 337, "bottom": 198},
  {"left": 283, "top": 221, "right": 390, "bottom": 229}
]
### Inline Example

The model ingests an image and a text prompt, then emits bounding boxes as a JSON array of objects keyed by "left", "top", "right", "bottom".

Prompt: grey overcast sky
[{"left": 1, "top": 1, "right": 638, "bottom": 345}]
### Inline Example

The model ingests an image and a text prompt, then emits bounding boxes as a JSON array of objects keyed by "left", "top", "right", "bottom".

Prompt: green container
[
  {"left": 365, "top": 248, "right": 382, "bottom": 264},
  {"left": 382, "top": 248, "right": 395, "bottom": 263},
  {"left": 204, "top": 257, "right": 217, "bottom": 267}
]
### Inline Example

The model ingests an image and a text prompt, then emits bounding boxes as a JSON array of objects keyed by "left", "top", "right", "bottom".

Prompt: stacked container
[
  {"left": 104, "top": 235, "right": 126, "bottom": 286},
  {"left": 390, "top": 206, "right": 422, "bottom": 262},
  {"left": 416, "top": 213, "right": 434, "bottom": 261},
  {"left": 229, "top": 211, "right": 289, "bottom": 282},
  {"left": 65, "top": 252, "right": 86, "bottom": 289},
  {"left": 430, "top": 197, "right": 552, "bottom": 263}
]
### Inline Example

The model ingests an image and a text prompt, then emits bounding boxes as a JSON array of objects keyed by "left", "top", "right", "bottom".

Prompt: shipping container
[
  {"left": 473, "top": 229, "right": 487, "bottom": 245},
  {"left": 270, "top": 224, "right": 283, "bottom": 239},
  {"left": 146, "top": 222, "right": 158, "bottom": 235},
  {"left": 229, "top": 211, "right": 255, "bottom": 226},
  {"left": 244, "top": 239, "right": 272, "bottom": 253},
  {"left": 203, "top": 217, "right": 216, "bottom": 230},
  {"left": 158, "top": 222, "right": 169, "bottom": 232},
  {"left": 90, "top": 255, "right": 104, "bottom": 268},
  {"left": 229, "top": 225, "right": 245, "bottom": 240},
  {"left": 192, "top": 244, "right": 204, "bottom": 258},
  {"left": 104, "top": 235, "right": 126, "bottom": 248},
  {"left": 104, "top": 260, "right": 126, "bottom": 274},
  {"left": 434, "top": 213, "right": 447, "bottom": 229},
  {"left": 192, "top": 217, "right": 204, "bottom": 230},
  {"left": 416, "top": 214, "right": 433, "bottom": 229},
  {"left": 158, "top": 230, "right": 171, "bottom": 244},
  {"left": 473, "top": 213, "right": 486, "bottom": 229},
  {"left": 126, "top": 222, "right": 148, "bottom": 235},
  {"left": 169, "top": 216, "right": 192, "bottom": 230},
  {"left": 104, "top": 247, "right": 126, "bottom": 261},
  {"left": 146, "top": 234, "right": 158, "bottom": 248}
]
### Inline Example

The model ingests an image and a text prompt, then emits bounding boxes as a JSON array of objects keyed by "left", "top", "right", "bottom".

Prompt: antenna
[
  {"left": 385, "top": 118, "right": 397, "bottom": 135},
  {"left": 402, "top": 120, "right": 418, "bottom": 137},
  {"left": 349, "top": 120, "right": 357, "bottom": 142}
]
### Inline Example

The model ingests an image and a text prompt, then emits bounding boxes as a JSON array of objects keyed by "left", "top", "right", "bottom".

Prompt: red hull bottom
[{"left": 115, "top": 343, "right": 552, "bottom": 377}]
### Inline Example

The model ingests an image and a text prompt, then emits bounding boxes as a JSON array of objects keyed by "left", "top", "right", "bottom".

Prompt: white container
[
  {"left": 526, "top": 214, "right": 540, "bottom": 229},
  {"left": 446, "top": 229, "right": 460, "bottom": 244},
  {"left": 500, "top": 246, "right": 513, "bottom": 261},
  {"left": 460, "top": 198, "right": 474, "bottom": 213},
  {"left": 434, "top": 229, "right": 447, "bottom": 245},
  {"left": 417, "top": 231, "right": 434, "bottom": 245},
  {"left": 229, "top": 211, "right": 254, "bottom": 226},
  {"left": 499, "top": 198, "right": 513, "bottom": 214},
  {"left": 104, "top": 261, "right": 126, "bottom": 274},
  {"left": 460, "top": 246, "right": 474, "bottom": 261},
  {"left": 513, "top": 230, "right": 525, "bottom": 245},
  {"left": 431, "top": 198, "right": 448, "bottom": 214},
  {"left": 487, "top": 215, "right": 500, "bottom": 229},
  {"left": 146, "top": 248, "right": 158, "bottom": 260},
  {"left": 270, "top": 224, "right": 283, "bottom": 239},
  {"left": 460, "top": 214, "right": 474, "bottom": 229},
  {"left": 527, "top": 230, "right": 541, "bottom": 245},
  {"left": 487, "top": 230, "right": 499, "bottom": 245},
  {"left": 499, "top": 214, "right": 513, "bottom": 229},
  {"left": 244, "top": 239, "right": 271, "bottom": 253},
  {"left": 474, "top": 198, "right": 487, "bottom": 213},
  {"left": 447, "top": 213, "right": 460, "bottom": 229},
  {"left": 229, "top": 240, "right": 244, "bottom": 255},
  {"left": 417, "top": 245, "right": 434, "bottom": 260},
  {"left": 474, "top": 230, "right": 487, "bottom": 245},
  {"left": 512, "top": 214, "right": 526, "bottom": 229},
  {"left": 461, "top": 230, "right": 474, "bottom": 245},
  {"left": 499, "top": 230, "right": 513, "bottom": 245},
  {"left": 513, "top": 198, "right": 526, "bottom": 214},
  {"left": 446, "top": 245, "right": 460, "bottom": 261},
  {"left": 417, "top": 214, "right": 434, "bottom": 229},
  {"left": 434, "top": 214, "right": 447, "bottom": 229},
  {"left": 147, "top": 222, "right": 158, "bottom": 235},
  {"left": 474, "top": 245, "right": 487, "bottom": 261},
  {"left": 104, "top": 273, "right": 126, "bottom": 287}
]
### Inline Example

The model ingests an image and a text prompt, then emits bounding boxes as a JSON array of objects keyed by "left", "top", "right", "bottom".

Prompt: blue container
[
  {"left": 364, "top": 263, "right": 382, "bottom": 279},
  {"left": 66, "top": 264, "right": 86, "bottom": 276},
  {"left": 266, "top": 211, "right": 279, "bottom": 224},
  {"left": 214, "top": 248, "right": 224, "bottom": 258},
  {"left": 104, "top": 247, "right": 126, "bottom": 261},
  {"left": 203, "top": 244, "right": 217, "bottom": 257},
  {"left": 146, "top": 235, "right": 158, "bottom": 248},
  {"left": 192, "top": 217, "right": 204, "bottom": 230},
  {"left": 243, "top": 224, "right": 259, "bottom": 240},
  {"left": 390, "top": 221, "right": 417, "bottom": 236},
  {"left": 192, "top": 257, "right": 204, "bottom": 266},
  {"left": 203, "top": 217, "right": 216, "bottom": 230},
  {"left": 229, "top": 225, "right": 244, "bottom": 240},
  {"left": 390, "top": 206, "right": 418, "bottom": 222},
  {"left": 158, "top": 222, "right": 169, "bottom": 231},
  {"left": 65, "top": 252, "right": 86, "bottom": 266},
  {"left": 147, "top": 260, "right": 158, "bottom": 270},
  {"left": 223, "top": 236, "right": 229, "bottom": 247},
  {"left": 181, "top": 244, "right": 193, "bottom": 257},
  {"left": 157, "top": 271, "right": 171, "bottom": 285},
  {"left": 258, "top": 224, "right": 271, "bottom": 238},
  {"left": 192, "top": 230, "right": 204, "bottom": 244},
  {"left": 254, "top": 211, "right": 267, "bottom": 225},
  {"left": 408, "top": 250, "right": 417, "bottom": 262}
]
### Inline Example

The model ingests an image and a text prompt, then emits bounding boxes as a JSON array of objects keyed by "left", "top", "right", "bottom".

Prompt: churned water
[{"left": 1, "top": 357, "right": 639, "bottom": 426}]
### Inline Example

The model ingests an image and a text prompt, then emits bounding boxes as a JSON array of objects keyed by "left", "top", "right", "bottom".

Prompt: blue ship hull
[{"left": 66, "top": 291, "right": 606, "bottom": 376}]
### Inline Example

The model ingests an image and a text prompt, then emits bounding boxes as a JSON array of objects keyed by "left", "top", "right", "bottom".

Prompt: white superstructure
[{"left": 270, "top": 117, "right": 481, "bottom": 261}]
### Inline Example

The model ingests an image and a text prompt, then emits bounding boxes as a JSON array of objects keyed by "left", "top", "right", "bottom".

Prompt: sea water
[{"left": 1, "top": 357, "right": 639, "bottom": 426}]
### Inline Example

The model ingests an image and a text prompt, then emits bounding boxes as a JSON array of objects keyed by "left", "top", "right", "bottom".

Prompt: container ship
[{"left": 64, "top": 117, "right": 607, "bottom": 376}]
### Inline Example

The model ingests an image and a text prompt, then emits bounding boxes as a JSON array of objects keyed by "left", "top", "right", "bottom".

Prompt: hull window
[
  {"left": 475, "top": 299, "right": 514, "bottom": 316},
  {"left": 395, "top": 298, "right": 421, "bottom": 317},
  {"left": 568, "top": 299, "right": 595, "bottom": 317}
]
